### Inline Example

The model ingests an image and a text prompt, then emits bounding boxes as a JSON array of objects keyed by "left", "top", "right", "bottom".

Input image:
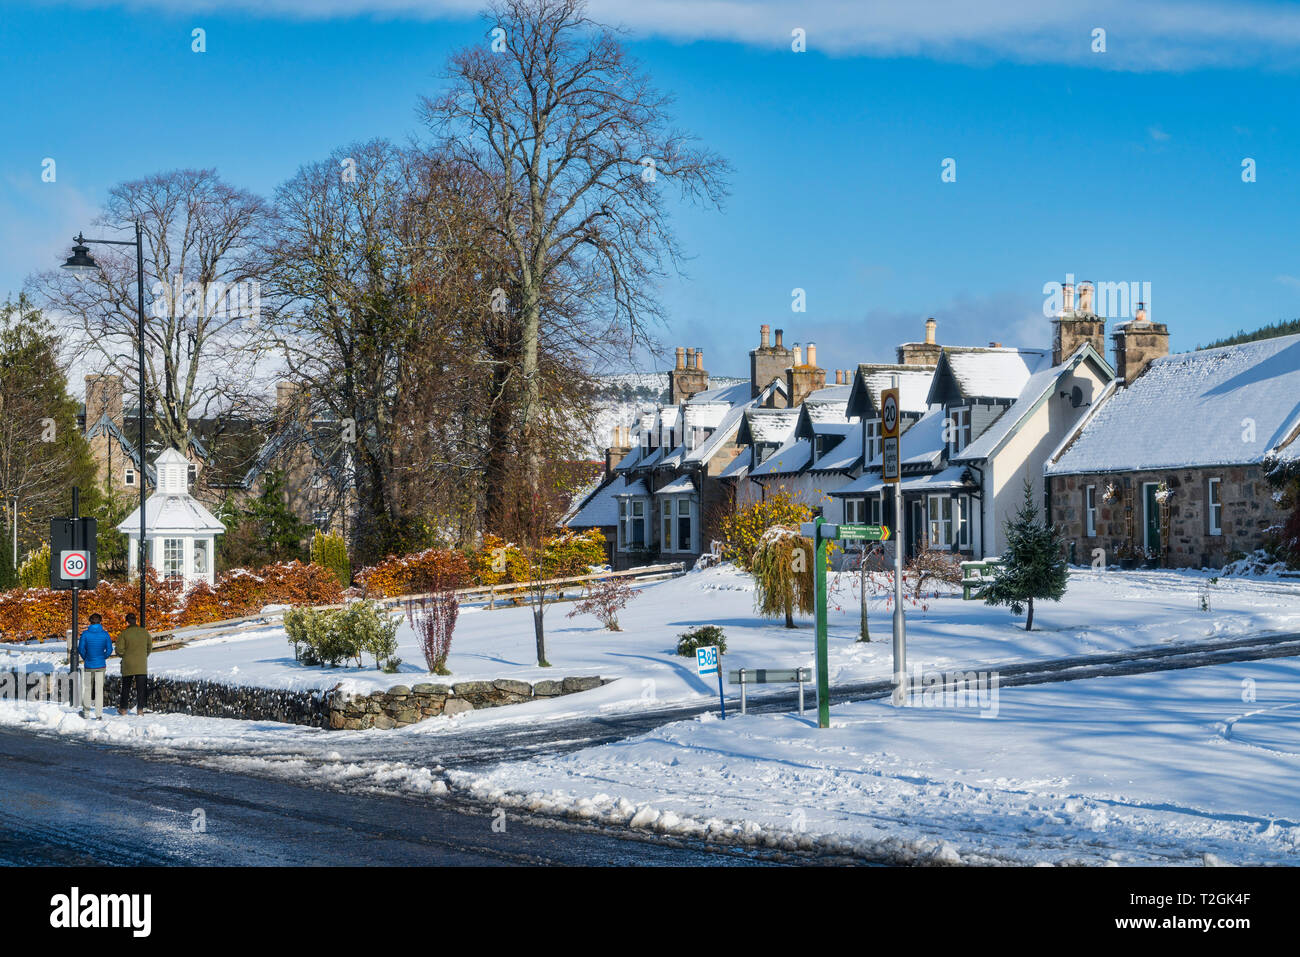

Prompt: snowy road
[{"left": 0, "top": 729, "right": 783, "bottom": 866}]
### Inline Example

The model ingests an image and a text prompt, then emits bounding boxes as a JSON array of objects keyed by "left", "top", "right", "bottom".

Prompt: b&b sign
[{"left": 695, "top": 645, "right": 719, "bottom": 677}]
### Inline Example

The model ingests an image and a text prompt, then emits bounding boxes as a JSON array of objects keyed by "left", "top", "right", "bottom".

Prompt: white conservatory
[{"left": 119, "top": 448, "right": 226, "bottom": 586}]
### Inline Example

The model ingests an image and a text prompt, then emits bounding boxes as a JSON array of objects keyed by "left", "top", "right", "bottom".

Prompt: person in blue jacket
[{"left": 78, "top": 613, "right": 114, "bottom": 720}]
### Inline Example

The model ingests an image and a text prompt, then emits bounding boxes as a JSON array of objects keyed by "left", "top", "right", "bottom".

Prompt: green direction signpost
[{"left": 803, "top": 520, "right": 893, "bottom": 728}]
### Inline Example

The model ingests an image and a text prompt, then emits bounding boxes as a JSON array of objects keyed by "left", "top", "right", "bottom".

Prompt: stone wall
[
  {"left": 2, "top": 668, "right": 611, "bottom": 731},
  {"left": 327, "top": 675, "right": 611, "bottom": 730},
  {"left": 1050, "top": 465, "right": 1286, "bottom": 568}
]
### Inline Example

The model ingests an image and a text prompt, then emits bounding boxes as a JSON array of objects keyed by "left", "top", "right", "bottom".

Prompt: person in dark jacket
[
  {"left": 116, "top": 612, "right": 152, "bottom": 715},
  {"left": 78, "top": 613, "right": 113, "bottom": 720}
]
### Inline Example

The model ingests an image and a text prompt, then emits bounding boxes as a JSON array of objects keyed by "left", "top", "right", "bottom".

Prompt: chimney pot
[
  {"left": 806, "top": 342, "right": 817, "bottom": 367},
  {"left": 792, "top": 343, "right": 802, "bottom": 366},
  {"left": 1063, "top": 281, "right": 1075, "bottom": 312},
  {"left": 774, "top": 328, "right": 784, "bottom": 348},
  {"left": 1079, "top": 282, "right": 1094, "bottom": 314},
  {"left": 989, "top": 341, "right": 1002, "bottom": 348},
  {"left": 925, "top": 317, "right": 937, "bottom": 345},
  {"left": 675, "top": 346, "right": 685, "bottom": 370},
  {"left": 1135, "top": 302, "right": 1147, "bottom": 323},
  {"left": 694, "top": 348, "right": 704, "bottom": 370},
  {"left": 760, "top": 324, "right": 771, "bottom": 348}
]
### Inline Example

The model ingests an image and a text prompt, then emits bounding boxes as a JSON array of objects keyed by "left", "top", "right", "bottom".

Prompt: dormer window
[
  {"left": 948, "top": 407, "right": 972, "bottom": 454},
  {"left": 187, "top": 463, "right": 198, "bottom": 484},
  {"left": 865, "top": 419, "right": 880, "bottom": 461}
]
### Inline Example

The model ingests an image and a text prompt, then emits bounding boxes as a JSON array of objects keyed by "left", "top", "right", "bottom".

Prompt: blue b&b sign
[{"left": 696, "top": 645, "right": 719, "bottom": 677}]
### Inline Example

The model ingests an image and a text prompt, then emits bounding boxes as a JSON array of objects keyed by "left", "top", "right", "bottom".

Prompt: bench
[
  {"left": 729, "top": 667, "right": 812, "bottom": 715},
  {"left": 960, "top": 560, "right": 1004, "bottom": 600}
]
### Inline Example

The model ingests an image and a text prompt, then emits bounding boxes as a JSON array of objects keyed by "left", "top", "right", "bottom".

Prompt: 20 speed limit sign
[{"left": 61, "top": 551, "right": 90, "bottom": 581}]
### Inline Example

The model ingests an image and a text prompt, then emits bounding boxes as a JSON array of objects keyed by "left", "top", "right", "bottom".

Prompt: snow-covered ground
[
  {"left": 458, "top": 658, "right": 1300, "bottom": 865},
  {"left": 6, "top": 564, "right": 1298, "bottom": 707},
  {"left": 2, "top": 564, "right": 1299, "bottom": 864}
]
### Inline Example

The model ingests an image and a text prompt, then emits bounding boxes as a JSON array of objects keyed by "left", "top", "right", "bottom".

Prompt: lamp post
[{"left": 62, "top": 222, "right": 149, "bottom": 627}]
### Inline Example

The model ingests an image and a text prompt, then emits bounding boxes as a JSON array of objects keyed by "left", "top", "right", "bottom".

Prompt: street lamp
[{"left": 61, "top": 222, "right": 149, "bottom": 627}]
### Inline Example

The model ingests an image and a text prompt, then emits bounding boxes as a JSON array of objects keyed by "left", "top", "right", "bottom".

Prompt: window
[
  {"left": 755, "top": 442, "right": 776, "bottom": 465},
  {"left": 620, "top": 498, "right": 647, "bottom": 550},
  {"left": 124, "top": 467, "right": 136, "bottom": 487},
  {"left": 844, "top": 498, "right": 864, "bottom": 524},
  {"left": 1208, "top": 478, "right": 1223, "bottom": 536},
  {"left": 956, "top": 495, "right": 971, "bottom": 549},
  {"left": 865, "top": 420, "right": 880, "bottom": 461},
  {"left": 869, "top": 495, "right": 883, "bottom": 526},
  {"left": 1085, "top": 485, "right": 1097, "bottom": 537},
  {"left": 193, "top": 539, "right": 209, "bottom": 575},
  {"left": 676, "top": 497, "right": 694, "bottom": 552},
  {"left": 927, "top": 495, "right": 954, "bottom": 549},
  {"left": 947, "top": 408, "right": 972, "bottom": 455},
  {"left": 662, "top": 505, "right": 673, "bottom": 552},
  {"left": 162, "top": 538, "right": 185, "bottom": 579},
  {"left": 187, "top": 463, "right": 198, "bottom": 485}
]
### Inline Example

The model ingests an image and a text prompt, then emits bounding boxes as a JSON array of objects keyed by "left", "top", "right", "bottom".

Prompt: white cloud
[{"left": 51, "top": 0, "right": 1300, "bottom": 70}]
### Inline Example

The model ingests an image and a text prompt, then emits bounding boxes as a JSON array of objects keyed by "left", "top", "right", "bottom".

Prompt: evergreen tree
[
  {"left": 217, "top": 471, "right": 311, "bottom": 569},
  {"left": 0, "top": 532, "right": 15, "bottom": 590},
  {"left": 983, "top": 479, "right": 1069, "bottom": 631},
  {"left": 310, "top": 529, "right": 351, "bottom": 585}
]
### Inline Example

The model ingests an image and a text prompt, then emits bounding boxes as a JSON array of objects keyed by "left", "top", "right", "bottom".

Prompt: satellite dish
[{"left": 1070, "top": 385, "right": 1084, "bottom": 408}]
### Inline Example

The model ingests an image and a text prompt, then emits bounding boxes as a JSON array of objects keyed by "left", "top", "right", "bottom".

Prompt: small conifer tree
[{"left": 983, "top": 480, "right": 1069, "bottom": 631}]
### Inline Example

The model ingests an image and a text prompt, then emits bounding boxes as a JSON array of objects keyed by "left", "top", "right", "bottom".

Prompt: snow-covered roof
[
  {"left": 848, "top": 365, "right": 935, "bottom": 419},
  {"left": 1049, "top": 334, "right": 1300, "bottom": 475},
  {"left": 119, "top": 493, "right": 225, "bottom": 536},
  {"left": 718, "top": 447, "right": 752, "bottom": 480},
  {"left": 681, "top": 402, "right": 730, "bottom": 431},
  {"left": 811, "top": 424, "right": 863, "bottom": 472},
  {"left": 928, "top": 347, "right": 1052, "bottom": 404},
  {"left": 566, "top": 478, "right": 622, "bottom": 528},
  {"left": 614, "top": 444, "right": 645, "bottom": 472},
  {"left": 684, "top": 402, "right": 746, "bottom": 465},
  {"left": 833, "top": 465, "right": 977, "bottom": 496},
  {"left": 654, "top": 475, "right": 696, "bottom": 495},
  {"left": 751, "top": 437, "right": 812, "bottom": 478},
  {"left": 741, "top": 408, "right": 800, "bottom": 445},
  {"left": 686, "top": 380, "right": 751, "bottom": 405},
  {"left": 862, "top": 407, "right": 947, "bottom": 470},
  {"left": 614, "top": 478, "right": 650, "bottom": 496},
  {"left": 955, "top": 342, "right": 1111, "bottom": 463}
]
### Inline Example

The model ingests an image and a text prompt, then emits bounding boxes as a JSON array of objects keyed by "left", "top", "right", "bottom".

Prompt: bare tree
[
  {"left": 421, "top": 0, "right": 729, "bottom": 488},
  {"left": 29, "top": 168, "right": 271, "bottom": 455}
]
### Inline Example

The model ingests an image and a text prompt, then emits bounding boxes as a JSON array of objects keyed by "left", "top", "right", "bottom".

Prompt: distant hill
[
  {"left": 590, "top": 372, "right": 746, "bottom": 405},
  {"left": 1197, "top": 318, "right": 1300, "bottom": 351}
]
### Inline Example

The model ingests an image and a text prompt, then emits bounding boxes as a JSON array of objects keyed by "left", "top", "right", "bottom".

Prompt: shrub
[
  {"left": 719, "top": 489, "right": 810, "bottom": 571},
  {"left": 406, "top": 572, "right": 460, "bottom": 675},
  {"left": 676, "top": 624, "right": 727, "bottom": 657},
  {"left": 17, "top": 544, "right": 50, "bottom": 589},
  {"left": 311, "top": 530, "right": 352, "bottom": 586},
  {"left": 357, "top": 547, "right": 472, "bottom": 598},
  {"left": 751, "top": 525, "right": 815, "bottom": 628},
  {"left": 567, "top": 575, "right": 638, "bottom": 631},
  {"left": 342, "top": 599, "right": 399, "bottom": 670},
  {"left": 284, "top": 606, "right": 359, "bottom": 667}
]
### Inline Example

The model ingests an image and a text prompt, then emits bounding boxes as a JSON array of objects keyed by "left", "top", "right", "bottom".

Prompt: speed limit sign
[{"left": 61, "top": 551, "right": 90, "bottom": 581}]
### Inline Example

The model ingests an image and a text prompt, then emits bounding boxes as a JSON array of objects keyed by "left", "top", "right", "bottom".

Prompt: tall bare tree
[
  {"left": 29, "top": 168, "right": 271, "bottom": 456},
  {"left": 421, "top": 0, "right": 729, "bottom": 489}
]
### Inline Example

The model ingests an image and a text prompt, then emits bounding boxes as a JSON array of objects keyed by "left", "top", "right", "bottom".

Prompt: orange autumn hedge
[
  {"left": 0, "top": 560, "right": 343, "bottom": 642},
  {"left": 357, "top": 530, "right": 607, "bottom": 599}
]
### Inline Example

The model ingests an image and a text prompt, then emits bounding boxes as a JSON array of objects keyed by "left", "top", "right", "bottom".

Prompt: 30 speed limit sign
[{"left": 61, "top": 550, "right": 90, "bottom": 581}]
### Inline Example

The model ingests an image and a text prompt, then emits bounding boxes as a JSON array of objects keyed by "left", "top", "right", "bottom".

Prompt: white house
[{"left": 119, "top": 448, "right": 226, "bottom": 586}]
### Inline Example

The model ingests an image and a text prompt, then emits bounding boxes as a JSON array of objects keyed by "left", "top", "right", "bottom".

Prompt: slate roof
[
  {"left": 1048, "top": 334, "right": 1300, "bottom": 474},
  {"left": 927, "top": 347, "right": 1052, "bottom": 404}
]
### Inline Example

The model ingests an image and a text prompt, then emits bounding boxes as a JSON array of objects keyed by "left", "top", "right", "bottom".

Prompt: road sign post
[
  {"left": 51, "top": 488, "right": 97, "bottom": 674},
  {"left": 882, "top": 379, "right": 907, "bottom": 705},
  {"left": 695, "top": 645, "right": 725, "bottom": 719},
  {"left": 813, "top": 516, "right": 830, "bottom": 728}
]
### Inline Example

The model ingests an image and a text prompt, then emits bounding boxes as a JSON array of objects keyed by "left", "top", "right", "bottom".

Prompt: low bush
[
  {"left": 676, "top": 624, "right": 727, "bottom": 657},
  {"left": 567, "top": 575, "right": 638, "bottom": 631},
  {"left": 284, "top": 599, "right": 398, "bottom": 669}
]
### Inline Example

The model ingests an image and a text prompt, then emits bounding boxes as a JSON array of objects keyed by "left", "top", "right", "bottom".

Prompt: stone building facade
[{"left": 1050, "top": 466, "right": 1287, "bottom": 569}]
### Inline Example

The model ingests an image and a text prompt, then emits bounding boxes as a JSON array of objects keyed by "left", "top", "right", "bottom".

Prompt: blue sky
[{"left": 4, "top": 0, "right": 1300, "bottom": 377}]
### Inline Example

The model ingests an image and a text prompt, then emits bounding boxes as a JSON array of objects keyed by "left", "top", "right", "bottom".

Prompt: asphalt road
[{"left": 0, "top": 729, "right": 778, "bottom": 866}]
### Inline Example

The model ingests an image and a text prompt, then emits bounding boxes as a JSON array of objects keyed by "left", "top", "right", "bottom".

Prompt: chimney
[
  {"left": 792, "top": 343, "right": 802, "bottom": 366},
  {"left": 897, "top": 318, "right": 943, "bottom": 366},
  {"left": 774, "top": 328, "right": 784, "bottom": 348},
  {"left": 1078, "top": 281, "right": 1094, "bottom": 314},
  {"left": 786, "top": 340, "right": 825, "bottom": 407},
  {"left": 750, "top": 325, "right": 794, "bottom": 405},
  {"left": 85, "top": 373, "right": 123, "bottom": 424},
  {"left": 760, "top": 324, "right": 770, "bottom": 348},
  {"left": 670, "top": 343, "right": 709, "bottom": 404},
  {"left": 834, "top": 369, "right": 843, "bottom": 385},
  {"left": 1052, "top": 276, "right": 1107, "bottom": 366},
  {"left": 988, "top": 342, "right": 1002, "bottom": 348},
  {"left": 1112, "top": 303, "right": 1168, "bottom": 384},
  {"left": 606, "top": 424, "right": 633, "bottom": 475}
]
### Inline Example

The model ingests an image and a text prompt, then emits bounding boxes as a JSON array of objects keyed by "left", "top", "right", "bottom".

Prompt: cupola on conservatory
[{"left": 118, "top": 447, "right": 226, "bottom": 586}]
